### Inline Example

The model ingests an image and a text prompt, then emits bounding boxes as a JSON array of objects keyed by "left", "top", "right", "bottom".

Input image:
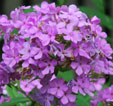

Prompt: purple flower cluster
[
  {"left": 0, "top": 62, "right": 20, "bottom": 94},
  {"left": 0, "top": 1, "right": 113, "bottom": 106},
  {"left": 91, "top": 85, "right": 113, "bottom": 106}
]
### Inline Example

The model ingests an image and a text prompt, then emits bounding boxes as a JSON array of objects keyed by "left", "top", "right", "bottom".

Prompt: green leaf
[
  {"left": 0, "top": 97, "right": 29, "bottom": 106},
  {"left": 98, "top": 102, "right": 103, "bottom": 106},
  {"left": 57, "top": 69, "right": 75, "bottom": 81},
  {"left": 91, "top": 0, "right": 104, "bottom": 13},
  {"left": 6, "top": 85, "right": 15, "bottom": 98},
  {"left": 76, "top": 93, "right": 91, "bottom": 106},
  {"left": 25, "top": 38, "right": 30, "bottom": 41},
  {"left": 106, "top": 37, "right": 113, "bottom": 44},
  {"left": 0, "top": 36, "right": 3, "bottom": 41},
  {"left": 11, "top": 29, "right": 18, "bottom": 34},
  {"left": 79, "top": 6, "right": 113, "bottom": 30},
  {"left": 58, "top": 0, "right": 67, "bottom": 6},
  {"left": 23, "top": 8, "right": 34, "bottom": 13},
  {"left": 6, "top": 85, "right": 27, "bottom": 106},
  {"left": 28, "top": 102, "right": 41, "bottom": 106},
  {"left": 6, "top": 85, "right": 24, "bottom": 98}
]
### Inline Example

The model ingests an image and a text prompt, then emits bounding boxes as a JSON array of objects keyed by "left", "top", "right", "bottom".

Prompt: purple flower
[
  {"left": 2, "top": 41, "right": 22, "bottom": 67},
  {"left": 91, "top": 23, "right": 107, "bottom": 38},
  {"left": 31, "top": 89, "right": 55, "bottom": 106},
  {"left": 39, "top": 59, "right": 57, "bottom": 75},
  {"left": 72, "top": 78, "right": 86, "bottom": 96},
  {"left": 63, "top": 24, "right": 82, "bottom": 44},
  {"left": 0, "top": 15, "right": 11, "bottom": 42},
  {"left": 0, "top": 62, "right": 15, "bottom": 85},
  {"left": 20, "top": 79, "right": 35, "bottom": 94},
  {"left": 0, "top": 96, "right": 10, "bottom": 104},
  {"left": 0, "top": 68, "right": 9, "bottom": 85},
  {"left": 71, "top": 57, "right": 90, "bottom": 75},
  {"left": 0, "top": 2, "right": 113, "bottom": 105},
  {"left": 91, "top": 59, "right": 105, "bottom": 73},
  {"left": 31, "top": 79, "right": 42, "bottom": 89},
  {"left": 93, "top": 78, "right": 105, "bottom": 91},
  {"left": 0, "top": 62, "right": 20, "bottom": 95},
  {"left": 40, "top": 74, "right": 53, "bottom": 94},
  {"left": 19, "top": 42, "right": 38, "bottom": 67},
  {"left": 95, "top": 38, "right": 113, "bottom": 59},
  {"left": 60, "top": 89, "right": 76, "bottom": 105},
  {"left": 48, "top": 79, "right": 68, "bottom": 98},
  {"left": 72, "top": 76, "right": 95, "bottom": 96},
  {"left": 91, "top": 16, "right": 100, "bottom": 25},
  {"left": 73, "top": 43, "right": 91, "bottom": 59},
  {"left": 33, "top": 2, "right": 50, "bottom": 14},
  {"left": 91, "top": 86, "right": 113, "bottom": 105},
  {"left": 0, "top": 15, "right": 10, "bottom": 26},
  {"left": 37, "top": 24, "right": 58, "bottom": 46},
  {"left": 56, "top": 44, "right": 73, "bottom": 61}
]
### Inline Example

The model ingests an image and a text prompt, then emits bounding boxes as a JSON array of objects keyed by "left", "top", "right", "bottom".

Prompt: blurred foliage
[
  {"left": 91, "top": 0, "right": 105, "bottom": 13},
  {"left": 6, "top": 85, "right": 29, "bottom": 106},
  {"left": 0, "top": 97, "right": 29, "bottom": 106},
  {"left": 58, "top": 0, "right": 67, "bottom": 6},
  {"left": 57, "top": 69, "right": 75, "bottom": 82},
  {"left": 79, "top": 6, "right": 113, "bottom": 44},
  {"left": 76, "top": 94, "right": 91, "bottom": 106},
  {"left": 79, "top": 6, "right": 113, "bottom": 30},
  {"left": 79, "top": 0, "right": 113, "bottom": 45},
  {"left": 23, "top": 7, "right": 34, "bottom": 13}
]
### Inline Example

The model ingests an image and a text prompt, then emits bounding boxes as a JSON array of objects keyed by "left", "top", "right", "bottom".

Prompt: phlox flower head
[{"left": 0, "top": 1, "right": 113, "bottom": 106}]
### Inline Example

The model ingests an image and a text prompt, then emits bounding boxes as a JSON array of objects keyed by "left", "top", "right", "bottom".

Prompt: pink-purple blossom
[{"left": 0, "top": 1, "right": 113, "bottom": 106}]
